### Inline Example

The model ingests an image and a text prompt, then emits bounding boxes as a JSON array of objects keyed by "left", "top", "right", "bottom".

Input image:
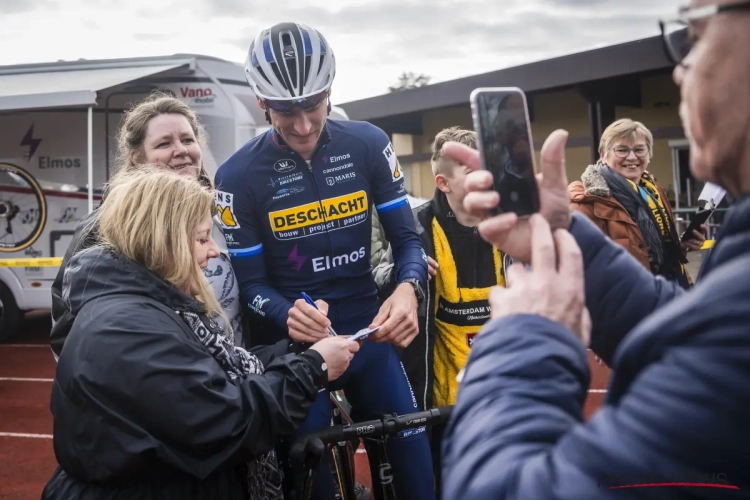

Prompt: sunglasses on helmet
[{"left": 263, "top": 90, "right": 329, "bottom": 114}]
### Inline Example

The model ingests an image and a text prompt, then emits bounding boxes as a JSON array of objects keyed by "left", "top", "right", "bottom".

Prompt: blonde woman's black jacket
[{"left": 42, "top": 247, "right": 327, "bottom": 500}]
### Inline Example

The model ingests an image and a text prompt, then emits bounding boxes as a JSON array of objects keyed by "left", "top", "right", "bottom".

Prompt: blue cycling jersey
[{"left": 214, "top": 119, "right": 428, "bottom": 333}]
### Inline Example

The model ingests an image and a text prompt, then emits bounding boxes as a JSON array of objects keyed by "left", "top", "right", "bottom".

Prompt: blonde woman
[
  {"left": 42, "top": 166, "right": 358, "bottom": 500},
  {"left": 50, "top": 91, "right": 246, "bottom": 358},
  {"left": 569, "top": 118, "right": 706, "bottom": 289}
]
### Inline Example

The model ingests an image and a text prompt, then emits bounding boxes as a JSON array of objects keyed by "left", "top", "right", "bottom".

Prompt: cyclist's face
[
  {"left": 263, "top": 99, "right": 328, "bottom": 161},
  {"left": 194, "top": 213, "right": 220, "bottom": 269},
  {"left": 141, "top": 114, "right": 202, "bottom": 178},
  {"left": 602, "top": 136, "right": 650, "bottom": 182}
]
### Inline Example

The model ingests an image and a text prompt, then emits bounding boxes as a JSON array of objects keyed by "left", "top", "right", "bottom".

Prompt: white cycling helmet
[{"left": 245, "top": 22, "right": 336, "bottom": 101}]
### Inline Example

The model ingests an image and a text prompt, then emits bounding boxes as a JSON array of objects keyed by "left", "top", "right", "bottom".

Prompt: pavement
[{"left": 0, "top": 311, "right": 57, "bottom": 500}]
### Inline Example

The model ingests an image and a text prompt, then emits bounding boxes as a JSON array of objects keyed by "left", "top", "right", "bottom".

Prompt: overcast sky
[{"left": 0, "top": 0, "right": 680, "bottom": 104}]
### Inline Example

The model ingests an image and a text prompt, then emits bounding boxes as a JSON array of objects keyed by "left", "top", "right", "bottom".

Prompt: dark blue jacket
[
  {"left": 214, "top": 120, "right": 427, "bottom": 336},
  {"left": 442, "top": 195, "right": 750, "bottom": 499}
]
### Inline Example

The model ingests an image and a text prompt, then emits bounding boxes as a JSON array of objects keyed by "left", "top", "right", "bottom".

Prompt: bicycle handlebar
[{"left": 290, "top": 406, "right": 453, "bottom": 465}]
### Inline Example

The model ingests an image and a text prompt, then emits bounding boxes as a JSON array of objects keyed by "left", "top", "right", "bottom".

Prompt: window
[{"left": 670, "top": 141, "right": 704, "bottom": 208}]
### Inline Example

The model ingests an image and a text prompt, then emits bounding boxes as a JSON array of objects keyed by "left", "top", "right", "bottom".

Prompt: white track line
[
  {"left": 0, "top": 344, "right": 49, "bottom": 348},
  {"left": 0, "top": 377, "right": 604, "bottom": 389},
  {"left": 0, "top": 377, "right": 53, "bottom": 382},
  {"left": 0, "top": 432, "right": 53, "bottom": 439}
]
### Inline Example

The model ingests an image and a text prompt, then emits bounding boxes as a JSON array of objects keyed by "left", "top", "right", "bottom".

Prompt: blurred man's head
[
  {"left": 671, "top": 0, "right": 750, "bottom": 195},
  {"left": 432, "top": 127, "right": 477, "bottom": 209}
]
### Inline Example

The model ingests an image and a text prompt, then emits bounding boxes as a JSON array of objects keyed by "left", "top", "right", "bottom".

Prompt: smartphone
[
  {"left": 470, "top": 87, "right": 540, "bottom": 216},
  {"left": 681, "top": 182, "right": 725, "bottom": 242},
  {"left": 681, "top": 199, "right": 716, "bottom": 242}
]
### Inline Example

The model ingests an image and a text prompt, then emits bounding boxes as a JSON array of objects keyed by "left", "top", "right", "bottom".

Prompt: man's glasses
[
  {"left": 660, "top": 0, "right": 750, "bottom": 65},
  {"left": 263, "top": 90, "right": 329, "bottom": 114},
  {"left": 611, "top": 146, "right": 649, "bottom": 159}
]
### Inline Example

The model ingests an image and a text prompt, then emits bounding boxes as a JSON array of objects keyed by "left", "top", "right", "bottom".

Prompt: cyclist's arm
[
  {"left": 368, "top": 129, "right": 427, "bottom": 289},
  {"left": 214, "top": 167, "right": 292, "bottom": 333}
]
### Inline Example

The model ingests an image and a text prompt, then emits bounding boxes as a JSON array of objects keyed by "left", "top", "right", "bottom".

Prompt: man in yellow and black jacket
[{"left": 373, "top": 127, "right": 512, "bottom": 488}]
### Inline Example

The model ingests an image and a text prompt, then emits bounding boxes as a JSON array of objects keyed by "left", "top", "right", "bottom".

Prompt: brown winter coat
[{"left": 569, "top": 165, "right": 681, "bottom": 272}]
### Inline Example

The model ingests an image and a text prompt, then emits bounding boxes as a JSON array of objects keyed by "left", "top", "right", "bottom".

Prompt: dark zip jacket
[
  {"left": 443, "top": 196, "right": 750, "bottom": 499},
  {"left": 43, "top": 247, "right": 327, "bottom": 500}
]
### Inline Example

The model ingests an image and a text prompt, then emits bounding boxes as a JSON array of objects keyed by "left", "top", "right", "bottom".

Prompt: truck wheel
[{"left": 0, "top": 281, "right": 22, "bottom": 342}]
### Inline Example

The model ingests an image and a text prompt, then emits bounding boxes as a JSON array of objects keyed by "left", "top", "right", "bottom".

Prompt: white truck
[{"left": 0, "top": 53, "right": 349, "bottom": 340}]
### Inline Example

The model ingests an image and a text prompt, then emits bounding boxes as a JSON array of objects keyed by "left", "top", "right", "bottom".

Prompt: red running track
[{"left": 0, "top": 311, "right": 609, "bottom": 499}]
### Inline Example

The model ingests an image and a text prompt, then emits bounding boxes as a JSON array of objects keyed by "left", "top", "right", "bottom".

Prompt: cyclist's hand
[
  {"left": 488, "top": 214, "right": 590, "bottom": 346},
  {"left": 450, "top": 129, "right": 571, "bottom": 263},
  {"left": 288, "top": 299, "right": 330, "bottom": 343},
  {"left": 309, "top": 336, "right": 360, "bottom": 381},
  {"left": 427, "top": 256, "right": 439, "bottom": 281},
  {"left": 368, "top": 283, "right": 419, "bottom": 348}
]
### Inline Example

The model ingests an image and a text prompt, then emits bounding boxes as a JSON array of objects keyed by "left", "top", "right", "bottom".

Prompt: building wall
[
  {"left": 393, "top": 72, "right": 685, "bottom": 201},
  {"left": 529, "top": 89, "right": 591, "bottom": 185}
]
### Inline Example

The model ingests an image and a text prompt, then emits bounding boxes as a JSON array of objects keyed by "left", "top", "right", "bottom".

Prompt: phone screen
[{"left": 471, "top": 88, "right": 540, "bottom": 216}]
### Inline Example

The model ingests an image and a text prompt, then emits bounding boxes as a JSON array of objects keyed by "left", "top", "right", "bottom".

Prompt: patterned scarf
[
  {"left": 595, "top": 162, "right": 689, "bottom": 288},
  {"left": 177, "top": 310, "right": 283, "bottom": 500},
  {"left": 596, "top": 162, "right": 666, "bottom": 271}
]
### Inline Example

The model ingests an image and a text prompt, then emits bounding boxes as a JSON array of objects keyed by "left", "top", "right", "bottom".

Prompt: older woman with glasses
[{"left": 568, "top": 118, "right": 705, "bottom": 289}]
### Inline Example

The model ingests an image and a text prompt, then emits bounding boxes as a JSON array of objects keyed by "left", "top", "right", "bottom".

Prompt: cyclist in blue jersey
[{"left": 214, "top": 22, "right": 435, "bottom": 500}]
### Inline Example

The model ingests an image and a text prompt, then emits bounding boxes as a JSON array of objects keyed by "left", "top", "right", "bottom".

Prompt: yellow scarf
[
  {"left": 628, "top": 173, "right": 691, "bottom": 284},
  {"left": 431, "top": 218, "right": 504, "bottom": 407},
  {"left": 627, "top": 173, "right": 672, "bottom": 240}
]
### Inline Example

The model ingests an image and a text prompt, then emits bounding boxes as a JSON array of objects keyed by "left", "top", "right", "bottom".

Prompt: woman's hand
[
  {"left": 681, "top": 224, "right": 707, "bottom": 253},
  {"left": 309, "top": 336, "right": 360, "bottom": 381}
]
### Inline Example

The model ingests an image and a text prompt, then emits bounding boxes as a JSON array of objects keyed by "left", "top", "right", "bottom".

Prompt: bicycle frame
[
  {"left": 362, "top": 434, "right": 396, "bottom": 499},
  {"left": 329, "top": 392, "right": 357, "bottom": 500}
]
